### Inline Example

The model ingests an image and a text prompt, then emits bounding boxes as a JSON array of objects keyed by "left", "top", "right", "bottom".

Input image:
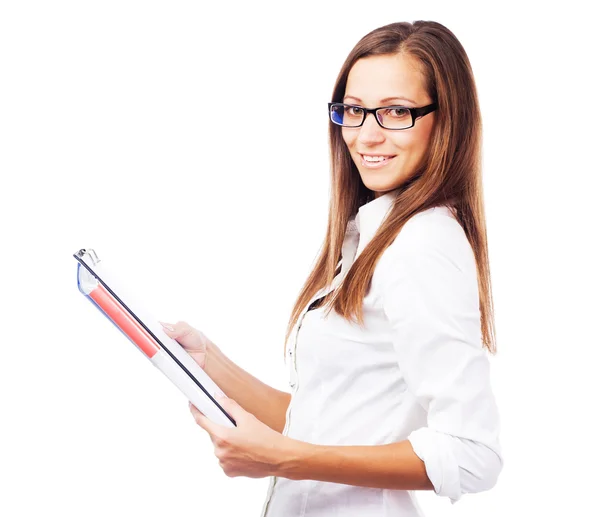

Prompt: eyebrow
[{"left": 343, "top": 95, "right": 417, "bottom": 105}]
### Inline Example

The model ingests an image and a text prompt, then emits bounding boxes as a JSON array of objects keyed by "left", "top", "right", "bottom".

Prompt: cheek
[
  {"left": 387, "top": 133, "right": 411, "bottom": 152},
  {"left": 341, "top": 128, "right": 355, "bottom": 149},
  {"left": 390, "top": 124, "right": 434, "bottom": 154},
  {"left": 413, "top": 118, "right": 436, "bottom": 150}
]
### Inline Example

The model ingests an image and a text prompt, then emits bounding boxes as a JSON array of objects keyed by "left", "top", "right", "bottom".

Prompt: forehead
[{"left": 344, "top": 53, "right": 428, "bottom": 105}]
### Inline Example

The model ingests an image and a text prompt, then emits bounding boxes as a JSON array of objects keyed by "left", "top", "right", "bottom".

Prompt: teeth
[{"left": 363, "top": 155, "right": 387, "bottom": 162}]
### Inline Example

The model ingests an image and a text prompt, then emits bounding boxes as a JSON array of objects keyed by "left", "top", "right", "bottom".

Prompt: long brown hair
[{"left": 284, "top": 20, "right": 497, "bottom": 356}]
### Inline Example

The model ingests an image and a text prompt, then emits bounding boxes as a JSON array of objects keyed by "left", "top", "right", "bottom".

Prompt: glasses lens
[
  {"left": 376, "top": 107, "right": 412, "bottom": 129},
  {"left": 330, "top": 104, "right": 363, "bottom": 127}
]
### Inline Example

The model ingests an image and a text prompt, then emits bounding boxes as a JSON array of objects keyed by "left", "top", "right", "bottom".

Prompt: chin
[
  {"left": 361, "top": 169, "right": 414, "bottom": 193},
  {"left": 359, "top": 173, "right": 399, "bottom": 192}
]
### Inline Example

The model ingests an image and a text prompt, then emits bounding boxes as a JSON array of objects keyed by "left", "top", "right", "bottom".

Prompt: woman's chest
[{"left": 294, "top": 295, "right": 396, "bottom": 380}]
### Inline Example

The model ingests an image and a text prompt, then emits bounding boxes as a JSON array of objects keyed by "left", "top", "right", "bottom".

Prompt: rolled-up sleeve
[{"left": 379, "top": 213, "right": 503, "bottom": 503}]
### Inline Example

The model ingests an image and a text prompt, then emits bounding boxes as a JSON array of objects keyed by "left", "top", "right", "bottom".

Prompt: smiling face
[{"left": 342, "top": 52, "right": 436, "bottom": 198}]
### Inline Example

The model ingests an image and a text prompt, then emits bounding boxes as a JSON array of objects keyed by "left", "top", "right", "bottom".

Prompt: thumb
[{"left": 215, "top": 395, "right": 247, "bottom": 420}]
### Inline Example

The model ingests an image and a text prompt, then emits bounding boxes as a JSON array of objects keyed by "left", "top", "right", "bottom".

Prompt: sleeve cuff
[{"left": 407, "top": 427, "right": 462, "bottom": 504}]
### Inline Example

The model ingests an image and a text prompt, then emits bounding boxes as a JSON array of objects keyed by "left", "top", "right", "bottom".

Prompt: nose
[{"left": 357, "top": 112, "right": 385, "bottom": 145}]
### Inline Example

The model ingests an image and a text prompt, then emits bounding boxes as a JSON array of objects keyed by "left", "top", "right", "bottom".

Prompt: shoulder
[
  {"left": 372, "top": 205, "right": 480, "bottom": 308},
  {"left": 380, "top": 205, "right": 476, "bottom": 276}
]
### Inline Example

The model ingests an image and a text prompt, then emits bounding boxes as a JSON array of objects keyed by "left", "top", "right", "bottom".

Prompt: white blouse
[{"left": 260, "top": 191, "right": 503, "bottom": 517}]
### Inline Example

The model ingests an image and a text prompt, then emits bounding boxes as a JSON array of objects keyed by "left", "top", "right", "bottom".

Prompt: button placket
[
  {"left": 290, "top": 312, "right": 307, "bottom": 387},
  {"left": 263, "top": 224, "right": 362, "bottom": 516},
  {"left": 263, "top": 282, "right": 349, "bottom": 515},
  {"left": 262, "top": 303, "right": 310, "bottom": 517},
  {"left": 288, "top": 284, "right": 329, "bottom": 389},
  {"left": 288, "top": 341, "right": 297, "bottom": 389}
]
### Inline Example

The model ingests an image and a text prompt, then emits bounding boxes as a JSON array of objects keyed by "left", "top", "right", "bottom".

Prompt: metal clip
[{"left": 76, "top": 248, "right": 101, "bottom": 266}]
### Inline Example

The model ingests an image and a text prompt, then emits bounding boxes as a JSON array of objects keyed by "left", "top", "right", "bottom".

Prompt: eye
[
  {"left": 388, "top": 107, "right": 410, "bottom": 118},
  {"left": 344, "top": 106, "right": 364, "bottom": 117}
]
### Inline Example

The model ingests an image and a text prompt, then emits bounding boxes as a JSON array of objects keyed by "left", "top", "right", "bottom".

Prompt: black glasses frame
[{"left": 328, "top": 102, "right": 438, "bottom": 130}]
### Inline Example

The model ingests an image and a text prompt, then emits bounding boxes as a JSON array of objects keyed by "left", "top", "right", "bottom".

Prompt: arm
[
  {"left": 205, "top": 341, "right": 291, "bottom": 433},
  {"left": 374, "top": 214, "right": 504, "bottom": 502},
  {"left": 189, "top": 213, "right": 501, "bottom": 497},
  {"left": 278, "top": 439, "right": 433, "bottom": 490},
  {"left": 162, "top": 321, "right": 291, "bottom": 433},
  {"left": 272, "top": 216, "right": 503, "bottom": 497}
]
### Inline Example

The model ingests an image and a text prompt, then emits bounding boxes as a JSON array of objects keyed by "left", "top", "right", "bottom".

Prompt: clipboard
[{"left": 74, "top": 248, "right": 236, "bottom": 428}]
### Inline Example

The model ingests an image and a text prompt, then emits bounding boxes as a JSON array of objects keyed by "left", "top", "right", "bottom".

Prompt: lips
[{"left": 359, "top": 153, "right": 396, "bottom": 168}]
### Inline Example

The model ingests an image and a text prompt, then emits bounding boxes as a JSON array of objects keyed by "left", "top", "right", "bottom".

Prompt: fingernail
[{"left": 159, "top": 321, "right": 175, "bottom": 332}]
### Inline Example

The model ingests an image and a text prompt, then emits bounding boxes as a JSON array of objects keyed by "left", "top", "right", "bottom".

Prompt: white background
[{"left": 1, "top": 1, "right": 598, "bottom": 515}]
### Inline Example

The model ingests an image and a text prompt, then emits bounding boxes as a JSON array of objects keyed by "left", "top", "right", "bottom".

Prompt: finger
[
  {"left": 215, "top": 395, "right": 246, "bottom": 422},
  {"left": 189, "top": 402, "right": 221, "bottom": 435},
  {"left": 160, "top": 321, "right": 207, "bottom": 351}
]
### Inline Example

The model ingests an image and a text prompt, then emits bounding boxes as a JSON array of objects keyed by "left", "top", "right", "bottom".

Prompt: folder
[{"left": 74, "top": 248, "right": 236, "bottom": 428}]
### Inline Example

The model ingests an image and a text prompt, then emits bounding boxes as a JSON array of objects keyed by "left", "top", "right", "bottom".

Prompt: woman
[{"left": 160, "top": 20, "right": 503, "bottom": 516}]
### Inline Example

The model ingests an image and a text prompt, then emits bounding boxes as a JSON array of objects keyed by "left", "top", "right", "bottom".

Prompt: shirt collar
[
  {"left": 354, "top": 189, "right": 399, "bottom": 257},
  {"left": 338, "top": 192, "right": 453, "bottom": 281},
  {"left": 339, "top": 190, "right": 398, "bottom": 276}
]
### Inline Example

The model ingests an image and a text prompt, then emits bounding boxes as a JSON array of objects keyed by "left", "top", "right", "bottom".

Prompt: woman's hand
[
  {"left": 189, "top": 395, "right": 297, "bottom": 479},
  {"left": 159, "top": 320, "right": 212, "bottom": 369}
]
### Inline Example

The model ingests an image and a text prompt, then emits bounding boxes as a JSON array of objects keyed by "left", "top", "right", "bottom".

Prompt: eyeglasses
[{"left": 328, "top": 102, "right": 438, "bottom": 130}]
